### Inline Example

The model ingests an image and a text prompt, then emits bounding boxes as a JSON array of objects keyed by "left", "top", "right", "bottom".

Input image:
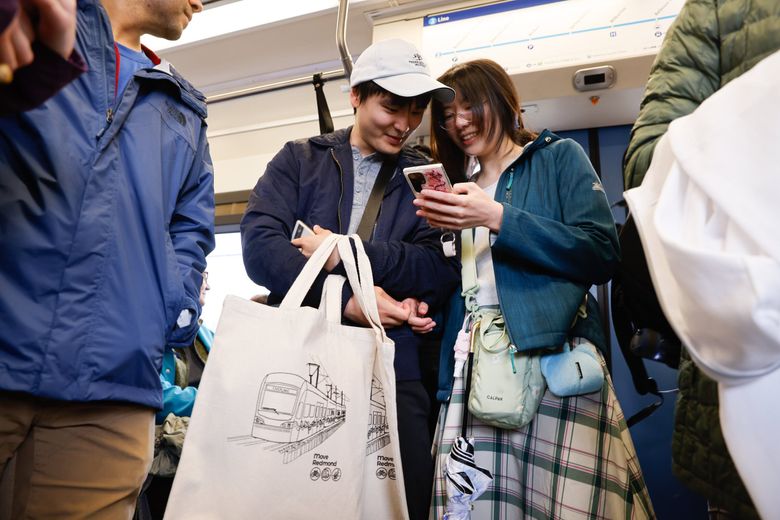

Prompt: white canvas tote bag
[{"left": 165, "top": 234, "right": 408, "bottom": 519}]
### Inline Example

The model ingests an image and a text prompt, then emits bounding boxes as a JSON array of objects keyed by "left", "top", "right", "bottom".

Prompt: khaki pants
[{"left": 0, "top": 391, "right": 154, "bottom": 519}]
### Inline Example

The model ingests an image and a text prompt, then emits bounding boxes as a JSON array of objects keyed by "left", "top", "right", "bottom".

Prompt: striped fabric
[{"left": 430, "top": 352, "right": 655, "bottom": 520}]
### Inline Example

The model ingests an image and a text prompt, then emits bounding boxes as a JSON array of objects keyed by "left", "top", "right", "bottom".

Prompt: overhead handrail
[
  {"left": 336, "top": 0, "right": 354, "bottom": 80},
  {"left": 207, "top": 0, "right": 353, "bottom": 105},
  {"left": 207, "top": 69, "right": 345, "bottom": 104}
]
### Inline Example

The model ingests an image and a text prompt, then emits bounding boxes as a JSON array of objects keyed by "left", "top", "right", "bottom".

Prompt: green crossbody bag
[
  {"left": 467, "top": 310, "right": 546, "bottom": 429},
  {"left": 460, "top": 229, "right": 547, "bottom": 430}
]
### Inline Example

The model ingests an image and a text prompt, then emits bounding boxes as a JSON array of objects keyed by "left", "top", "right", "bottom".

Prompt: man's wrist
[{"left": 343, "top": 296, "right": 366, "bottom": 325}]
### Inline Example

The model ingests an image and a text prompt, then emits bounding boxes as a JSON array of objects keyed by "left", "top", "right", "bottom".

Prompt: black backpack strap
[
  {"left": 610, "top": 211, "right": 680, "bottom": 427},
  {"left": 355, "top": 158, "right": 397, "bottom": 241}
]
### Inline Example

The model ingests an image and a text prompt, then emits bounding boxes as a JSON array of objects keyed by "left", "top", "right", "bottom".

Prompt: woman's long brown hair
[{"left": 430, "top": 59, "right": 537, "bottom": 183}]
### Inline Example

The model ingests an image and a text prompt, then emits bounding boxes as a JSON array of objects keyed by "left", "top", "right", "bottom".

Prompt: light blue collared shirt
[{"left": 347, "top": 146, "right": 384, "bottom": 235}]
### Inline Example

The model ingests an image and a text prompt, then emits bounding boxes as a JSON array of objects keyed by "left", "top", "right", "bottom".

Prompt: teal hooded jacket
[{"left": 437, "top": 130, "right": 619, "bottom": 401}]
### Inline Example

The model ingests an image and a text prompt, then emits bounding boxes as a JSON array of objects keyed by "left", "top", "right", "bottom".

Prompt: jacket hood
[
  {"left": 135, "top": 61, "right": 208, "bottom": 121},
  {"left": 520, "top": 129, "right": 560, "bottom": 156}
]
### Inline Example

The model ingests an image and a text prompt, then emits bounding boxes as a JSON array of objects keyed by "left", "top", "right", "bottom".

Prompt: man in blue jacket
[
  {"left": 241, "top": 39, "right": 460, "bottom": 520},
  {"left": 0, "top": 0, "right": 214, "bottom": 517}
]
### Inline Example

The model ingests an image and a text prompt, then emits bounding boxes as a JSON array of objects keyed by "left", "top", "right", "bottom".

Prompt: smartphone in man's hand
[{"left": 291, "top": 220, "right": 315, "bottom": 240}]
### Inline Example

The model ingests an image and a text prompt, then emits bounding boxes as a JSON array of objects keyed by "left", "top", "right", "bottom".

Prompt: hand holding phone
[
  {"left": 291, "top": 220, "right": 314, "bottom": 240},
  {"left": 403, "top": 163, "right": 453, "bottom": 197}
]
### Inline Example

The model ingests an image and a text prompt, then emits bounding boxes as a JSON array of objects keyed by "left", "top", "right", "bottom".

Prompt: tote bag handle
[
  {"left": 321, "top": 274, "right": 346, "bottom": 324},
  {"left": 281, "top": 234, "right": 389, "bottom": 345},
  {"left": 337, "top": 235, "right": 389, "bottom": 345},
  {"left": 280, "top": 233, "right": 341, "bottom": 309}
]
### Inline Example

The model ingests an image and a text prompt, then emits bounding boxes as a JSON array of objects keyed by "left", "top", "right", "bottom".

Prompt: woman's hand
[
  {"left": 291, "top": 225, "right": 340, "bottom": 271},
  {"left": 412, "top": 182, "right": 504, "bottom": 232}
]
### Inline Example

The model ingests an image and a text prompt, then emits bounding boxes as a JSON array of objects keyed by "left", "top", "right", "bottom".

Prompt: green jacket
[
  {"left": 625, "top": 0, "right": 780, "bottom": 189},
  {"left": 624, "top": 0, "right": 780, "bottom": 516}
]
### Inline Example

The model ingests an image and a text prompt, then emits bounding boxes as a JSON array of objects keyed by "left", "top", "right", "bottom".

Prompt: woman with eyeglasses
[{"left": 414, "top": 59, "right": 654, "bottom": 519}]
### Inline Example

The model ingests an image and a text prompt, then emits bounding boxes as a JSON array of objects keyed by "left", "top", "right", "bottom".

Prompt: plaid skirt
[{"left": 429, "top": 350, "right": 655, "bottom": 520}]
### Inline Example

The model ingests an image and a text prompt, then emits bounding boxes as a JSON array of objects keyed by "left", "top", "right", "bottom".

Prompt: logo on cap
[{"left": 409, "top": 53, "right": 426, "bottom": 69}]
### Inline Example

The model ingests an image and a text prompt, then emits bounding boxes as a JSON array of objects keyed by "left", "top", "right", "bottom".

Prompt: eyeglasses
[{"left": 438, "top": 108, "right": 473, "bottom": 131}]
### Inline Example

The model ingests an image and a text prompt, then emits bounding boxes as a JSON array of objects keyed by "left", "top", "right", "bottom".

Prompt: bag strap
[
  {"left": 320, "top": 275, "right": 347, "bottom": 324},
  {"left": 460, "top": 229, "right": 479, "bottom": 317},
  {"left": 337, "top": 235, "right": 389, "bottom": 344},
  {"left": 459, "top": 231, "right": 479, "bottom": 439},
  {"left": 280, "top": 233, "right": 341, "bottom": 309},
  {"left": 282, "top": 235, "right": 389, "bottom": 345},
  {"left": 355, "top": 158, "right": 397, "bottom": 241}
]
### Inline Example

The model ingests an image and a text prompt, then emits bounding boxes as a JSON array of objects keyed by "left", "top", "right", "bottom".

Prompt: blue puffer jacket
[
  {"left": 0, "top": 0, "right": 215, "bottom": 409},
  {"left": 241, "top": 127, "right": 460, "bottom": 380},
  {"left": 437, "top": 131, "right": 620, "bottom": 401}
]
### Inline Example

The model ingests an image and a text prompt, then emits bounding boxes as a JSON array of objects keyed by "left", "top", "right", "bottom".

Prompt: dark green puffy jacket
[
  {"left": 624, "top": 0, "right": 780, "bottom": 517},
  {"left": 625, "top": 0, "right": 780, "bottom": 188}
]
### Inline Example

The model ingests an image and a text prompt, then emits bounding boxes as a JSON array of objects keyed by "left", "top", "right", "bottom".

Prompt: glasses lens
[{"left": 440, "top": 110, "right": 471, "bottom": 131}]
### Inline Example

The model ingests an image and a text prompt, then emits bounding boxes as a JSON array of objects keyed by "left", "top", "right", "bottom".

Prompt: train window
[
  {"left": 261, "top": 387, "right": 297, "bottom": 415},
  {"left": 202, "top": 230, "right": 268, "bottom": 331}
]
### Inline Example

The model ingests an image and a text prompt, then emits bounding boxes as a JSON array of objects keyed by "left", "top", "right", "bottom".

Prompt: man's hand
[
  {"left": 0, "top": 6, "right": 34, "bottom": 82},
  {"left": 0, "top": 0, "right": 77, "bottom": 84},
  {"left": 344, "top": 287, "right": 410, "bottom": 328},
  {"left": 26, "top": 0, "right": 78, "bottom": 60},
  {"left": 291, "top": 225, "right": 340, "bottom": 272},
  {"left": 402, "top": 298, "right": 436, "bottom": 334}
]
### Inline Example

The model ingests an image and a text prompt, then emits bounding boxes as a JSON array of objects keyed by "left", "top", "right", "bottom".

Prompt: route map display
[{"left": 423, "top": 0, "right": 685, "bottom": 76}]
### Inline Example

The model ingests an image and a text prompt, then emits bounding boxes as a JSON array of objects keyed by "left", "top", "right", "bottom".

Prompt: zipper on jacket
[
  {"left": 96, "top": 108, "right": 114, "bottom": 140},
  {"left": 330, "top": 148, "right": 344, "bottom": 234},
  {"left": 97, "top": 42, "right": 120, "bottom": 140},
  {"left": 505, "top": 168, "right": 515, "bottom": 193}
]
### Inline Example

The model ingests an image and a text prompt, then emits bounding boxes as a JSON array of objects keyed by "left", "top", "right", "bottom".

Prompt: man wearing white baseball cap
[
  {"left": 625, "top": 49, "right": 780, "bottom": 520},
  {"left": 242, "top": 38, "right": 459, "bottom": 519},
  {"left": 349, "top": 38, "right": 455, "bottom": 101}
]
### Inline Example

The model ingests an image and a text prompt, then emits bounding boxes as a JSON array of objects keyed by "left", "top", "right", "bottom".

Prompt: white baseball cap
[
  {"left": 625, "top": 49, "right": 780, "bottom": 520},
  {"left": 349, "top": 39, "right": 454, "bottom": 102}
]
